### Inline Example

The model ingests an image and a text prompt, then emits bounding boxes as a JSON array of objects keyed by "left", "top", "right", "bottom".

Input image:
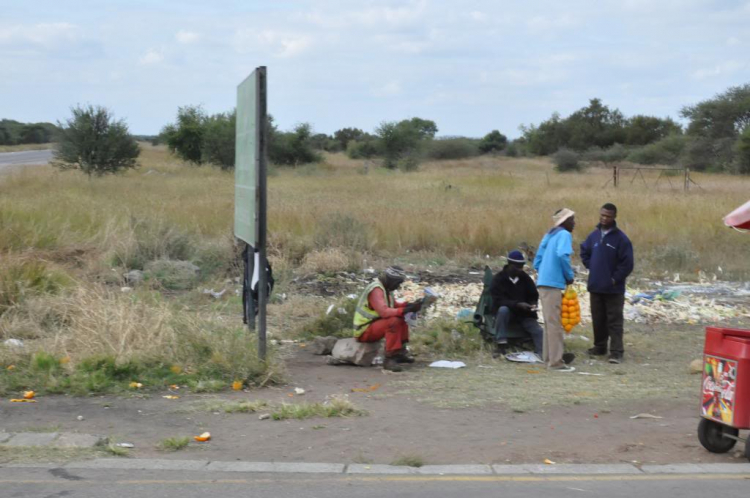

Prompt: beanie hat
[{"left": 507, "top": 250, "right": 525, "bottom": 264}]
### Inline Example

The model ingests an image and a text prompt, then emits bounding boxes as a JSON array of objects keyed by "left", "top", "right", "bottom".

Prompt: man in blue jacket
[
  {"left": 580, "top": 203, "right": 634, "bottom": 364},
  {"left": 534, "top": 208, "right": 577, "bottom": 372}
]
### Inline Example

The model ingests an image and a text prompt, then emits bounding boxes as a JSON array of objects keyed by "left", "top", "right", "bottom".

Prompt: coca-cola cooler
[{"left": 698, "top": 327, "right": 750, "bottom": 460}]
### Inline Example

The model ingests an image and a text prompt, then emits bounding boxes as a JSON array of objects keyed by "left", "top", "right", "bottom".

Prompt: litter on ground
[{"left": 429, "top": 360, "right": 467, "bottom": 369}]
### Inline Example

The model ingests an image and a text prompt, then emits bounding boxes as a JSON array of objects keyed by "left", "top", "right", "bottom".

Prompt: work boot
[
  {"left": 608, "top": 353, "right": 623, "bottom": 364},
  {"left": 492, "top": 342, "right": 508, "bottom": 359},
  {"left": 382, "top": 357, "right": 403, "bottom": 372},
  {"left": 393, "top": 348, "right": 415, "bottom": 364},
  {"left": 588, "top": 347, "right": 607, "bottom": 356}
]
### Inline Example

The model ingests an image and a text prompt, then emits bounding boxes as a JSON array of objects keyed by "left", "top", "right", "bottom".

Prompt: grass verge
[
  {"left": 391, "top": 454, "right": 425, "bottom": 467},
  {"left": 158, "top": 436, "right": 190, "bottom": 452}
]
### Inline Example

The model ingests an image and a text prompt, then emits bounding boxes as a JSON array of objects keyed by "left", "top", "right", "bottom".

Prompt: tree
[
  {"left": 375, "top": 117, "right": 438, "bottom": 170},
  {"left": 268, "top": 123, "right": 321, "bottom": 166},
  {"left": 624, "top": 115, "right": 682, "bottom": 146},
  {"left": 201, "top": 110, "right": 236, "bottom": 169},
  {"left": 53, "top": 105, "right": 139, "bottom": 176},
  {"left": 333, "top": 127, "right": 365, "bottom": 150},
  {"left": 161, "top": 105, "right": 206, "bottom": 164},
  {"left": 735, "top": 126, "right": 750, "bottom": 174},
  {"left": 478, "top": 130, "right": 508, "bottom": 153},
  {"left": 681, "top": 84, "right": 750, "bottom": 171}
]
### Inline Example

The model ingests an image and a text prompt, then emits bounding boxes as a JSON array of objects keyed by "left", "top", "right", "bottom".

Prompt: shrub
[
  {"left": 53, "top": 105, "right": 140, "bottom": 176},
  {"left": 375, "top": 118, "right": 437, "bottom": 170},
  {"left": 552, "top": 148, "right": 582, "bottom": 172},
  {"left": 269, "top": 123, "right": 322, "bottom": 166},
  {"left": 626, "top": 134, "right": 685, "bottom": 166},
  {"left": 346, "top": 139, "right": 379, "bottom": 159},
  {"left": 0, "top": 259, "right": 72, "bottom": 316},
  {"left": 427, "top": 137, "right": 480, "bottom": 160},
  {"left": 161, "top": 105, "right": 205, "bottom": 164},
  {"left": 478, "top": 130, "right": 507, "bottom": 154},
  {"left": 201, "top": 111, "right": 236, "bottom": 169},
  {"left": 735, "top": 127, "right": 750, "bottom": 174},
  {"left": 505, "top": 141, "right": 519, "bottom": 157},
  {"left": 111, "top": 218, "right": 194, "bottom": 271},
  {"left": 299, "top": 297, "right": 357, "bottom": 339}
]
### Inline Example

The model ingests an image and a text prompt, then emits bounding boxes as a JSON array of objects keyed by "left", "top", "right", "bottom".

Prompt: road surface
[
  {"left": 0, "top": 149, "right": 53, "bottom": 170},
  {"left": 1, "top": 467, "right": 748, "bottom": 498}
]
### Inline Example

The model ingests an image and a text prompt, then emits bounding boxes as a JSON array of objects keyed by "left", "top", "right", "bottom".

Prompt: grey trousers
[{"left": 538, "top": 286, "right": 565, "bottom": 369}]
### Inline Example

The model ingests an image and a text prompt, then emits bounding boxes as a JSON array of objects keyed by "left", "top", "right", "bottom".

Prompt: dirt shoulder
[{"left": 1, "top": 346, "right": 746, "bottom": 466}]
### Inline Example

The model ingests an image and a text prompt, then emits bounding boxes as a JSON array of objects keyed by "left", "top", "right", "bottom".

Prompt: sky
[{"left": 2, "top": 0, "right": 750, "bottom": 137}]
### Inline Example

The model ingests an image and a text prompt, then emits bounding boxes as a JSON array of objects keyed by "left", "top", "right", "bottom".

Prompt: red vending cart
[{"left": 697, "top": 201, "right": 750, "bottom": 460}]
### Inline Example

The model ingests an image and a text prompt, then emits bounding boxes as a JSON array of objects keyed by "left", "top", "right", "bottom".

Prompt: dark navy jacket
[{"left": 580, "top": 222, "right": 634, "bottom": 294}]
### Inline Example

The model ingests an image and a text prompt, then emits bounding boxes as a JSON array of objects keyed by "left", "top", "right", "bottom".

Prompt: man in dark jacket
[
  {"left": 489, "top": 250, "right": 543, "bottom": 360},
  {"left": 580, "top": 203, "right": 634, "bottom": 364}
]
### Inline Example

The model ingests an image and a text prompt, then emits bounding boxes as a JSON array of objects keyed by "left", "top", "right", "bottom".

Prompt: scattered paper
[
  {"left": 505, "top": 352, "right": 543, "bottom": 364},
  {"left": 116, "top": 443, "right": 134, "bottom": 448},
  {"left": 294, "top": 387, "right": 306, "bottom": 395},
  {"left": 544, "top": 458, "right": 556, "bottom": 465},
  {"left": 630, "top": 413, "right": 663, "bottom": 419},
  {"left": 162, "top": 395, "right": 180, "bottom": 400},
  {"left": 429, "top": 360, "right": 466, "bottom": 369},
  {"left": 577, "top": 372, "right": 604, "bottom": 376}
]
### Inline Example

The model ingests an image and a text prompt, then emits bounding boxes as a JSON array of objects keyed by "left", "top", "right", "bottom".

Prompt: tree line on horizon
[{"left": 19, "top": 82, "right": 750, "bottom": 176}]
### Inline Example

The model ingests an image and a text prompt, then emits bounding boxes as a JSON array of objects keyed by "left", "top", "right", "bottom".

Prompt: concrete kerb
[{"left": 1, "top": 459, "right": 749, "bottom": 476}]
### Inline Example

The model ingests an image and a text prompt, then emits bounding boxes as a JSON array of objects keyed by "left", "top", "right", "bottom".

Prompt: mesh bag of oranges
[{"left": 561, "top": 287, "right": 581, "bottom": 333}]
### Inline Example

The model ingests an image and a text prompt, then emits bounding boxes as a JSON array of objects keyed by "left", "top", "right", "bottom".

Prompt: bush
[
  {"left": 161, "top": 105, "right": 206, "bottom": 164},
  {"left": 299, "top": 297, "right": 357, "bottom": 339},
  {"left": 478, "top": 130, "right": 507, "bottom": 154},
  {"left": 269, "top": 123, "right": 322, "bottom": 166},
  {"left": 0, "top": 259, "right": 72, "bottom": 316},
  {"left": 346, "top": 139, "right": 378, "bottom": 159},
  {"left": 582, "top": 143, "right": 629, "bottom": 164},
  {"left": 552, "top": 148, "right": 582, "bottom": 172},
  {"left": 53, "top": 105, "right": 140, "bottom": 176},
  {"left": 201, "top": 111, "right": 235, "bottom": 169},
  {"left": 427, "top": 137, "right": 480, "bottom": 160},
  {"left": 376, "top": 118, "right": 437, "bottom": 171},
  {"left": 735, "top": 127, "right": 750, "bottom": 174},
  {"left": 505, "top": 141, "right": 519, "bottom": 157},
  {"left": 626, "top": 134, "right": 685, "bottom": 166}
]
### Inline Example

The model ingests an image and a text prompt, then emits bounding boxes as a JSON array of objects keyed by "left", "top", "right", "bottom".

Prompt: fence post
[{"left": 613, "top": 165, "right": 618, "bottom": 188}]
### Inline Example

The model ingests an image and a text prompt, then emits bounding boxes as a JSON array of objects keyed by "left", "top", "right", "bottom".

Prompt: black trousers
[{"left": 590, "top": 292, "right": 625, "bottom": 355}]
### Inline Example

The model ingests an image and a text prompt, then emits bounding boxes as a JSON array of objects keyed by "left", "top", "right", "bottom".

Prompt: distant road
[{"left": 0, "top": 149, "right": 54, "bottom": 170}]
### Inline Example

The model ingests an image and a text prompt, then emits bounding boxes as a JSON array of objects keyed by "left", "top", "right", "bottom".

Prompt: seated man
[
  {"left": 489, "top": 250, "right": 543, "bottom": 359},
  {"left": 353, "top": 266, "right": 423, "bottom": 372}
]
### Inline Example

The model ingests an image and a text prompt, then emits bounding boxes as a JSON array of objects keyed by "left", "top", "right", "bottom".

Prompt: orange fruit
[
  {"left": 564, "top": 324, "right": 573, "bottom": 333},
  {"left": 232, "top": 380, "right": 243, "bottom": 391},
  {"left": 23, "top": 390, "right": 35, "bottom": 399},
  {"left": 194, "top": 432, "right": 211, "bottom": 442}
]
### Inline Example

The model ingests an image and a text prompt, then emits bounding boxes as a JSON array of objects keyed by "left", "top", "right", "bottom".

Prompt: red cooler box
[{"left": 698, "top": 327, "right": 750, "bottom": 460}]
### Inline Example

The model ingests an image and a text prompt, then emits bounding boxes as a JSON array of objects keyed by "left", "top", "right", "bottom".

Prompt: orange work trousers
[{"left": 357, "top": 316, "right": 409, "bottom": 355}]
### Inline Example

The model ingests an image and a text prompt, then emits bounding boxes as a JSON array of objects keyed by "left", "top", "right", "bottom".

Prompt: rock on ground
[
  {"left": 311, "top": 336, "right": 339, "bottom": 355},
  {"left": 329, "top": 338, "right": 380, "bottom": 366}
]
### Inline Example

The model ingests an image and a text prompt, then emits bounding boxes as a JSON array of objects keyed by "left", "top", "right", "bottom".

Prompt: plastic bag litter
[
  {"left": 505, "top": 352, "right": 543, "bottom": 364},
  {"left": 429, "top": 360, "right": 466, "bottom": 369}
]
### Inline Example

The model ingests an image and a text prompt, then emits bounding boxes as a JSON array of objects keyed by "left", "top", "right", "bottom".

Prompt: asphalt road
[
  {"left": 0, "top": 149, "right": 53, "bottom": 169},
  {"left": 2, "top": 468, "right": 749, "bottom": 498}
]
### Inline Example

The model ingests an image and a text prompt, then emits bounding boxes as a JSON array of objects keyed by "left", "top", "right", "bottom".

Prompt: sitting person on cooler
[{"left": 489, "top": 250, "right": 543, "bottom": 360}]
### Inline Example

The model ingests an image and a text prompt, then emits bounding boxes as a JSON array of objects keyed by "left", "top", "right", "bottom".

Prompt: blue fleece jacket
[
  {"left": 580, "top": 222, "right": 634, "bottom": 294},
  {"left": 533, "top": 227, "right": 574, "bottom": 289}
]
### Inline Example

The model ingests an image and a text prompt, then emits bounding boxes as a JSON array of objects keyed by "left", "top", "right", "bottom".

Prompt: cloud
[
  {"left": 469, "top": 11, "right": 487, "bottom": 22},
  {"left": 526, "top": 14, "right": 578, "bottom": 34},
  {"left": 175, "top": 30, "right": 200, "bottom": 44},
  {"left": 0, "top": 22, "right": 98, "bottom": 57},
  {"left": 691, "top": 60, "right": 745, "bottom": 79},
  {"left": 372, "top": 81, "right": 402, "bottom": 97},
  {"left": 234, "top": 29, "right": 312, "bottom": 58},
  {"left": 305, "top": 0, "right": 427, "bottom": 30},
  {"left": 139, "top": 48, "right": 164, "bottom": 65},
  {"left": 727, "top": 37, "right": 741, "bottom": 46}
]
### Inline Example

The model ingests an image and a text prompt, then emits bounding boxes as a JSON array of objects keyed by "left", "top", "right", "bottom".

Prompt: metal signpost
[{"left": 234, "top": 66, "right": 268, "bottom": 360}]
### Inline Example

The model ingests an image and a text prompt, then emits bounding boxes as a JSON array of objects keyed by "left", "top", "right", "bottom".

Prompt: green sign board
[{"left": 234, "top": 70, "right": 259, "bottom": 245}]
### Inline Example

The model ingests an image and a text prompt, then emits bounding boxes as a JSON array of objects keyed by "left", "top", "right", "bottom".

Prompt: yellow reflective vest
[{"left": 352, "top": 280, "right": 394, "bottom": 336}]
